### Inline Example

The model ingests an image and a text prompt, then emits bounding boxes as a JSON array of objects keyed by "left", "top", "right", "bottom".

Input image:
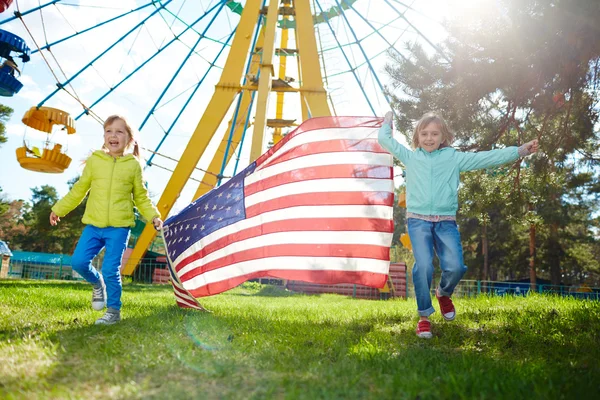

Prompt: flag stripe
[
  {"left": 180, "top": 243, "right": 389, "bottom": 282},
  {"left": 263, "top": 138, "right": 387, "bottom": 168},
  {"left": 245, "top": 164, "right": 392, "bottom": 196},
  {"left": 245, "top": 178, "right": 393, "bottom": 208},
  {"left": 177, "top": 229, "right": 393, "bottom": 276},
  {"left": 184, "top": 257, "right": 390, "bottom": 293},
  {"left": 246, "top": 191, "right": 393, "bottom": 218},
  {"left": 257, "top": 123, "right": 382, "bottom": 169},
  {"left": 171, "top": 205, "right": 393, "bottom": 265},
  {"left": 188, "top": 269, "right": 388, "bottom": 297},
  {"left": 246, "top": 152, "right": 392, "bottom": 186},
  {"left": 175, "top": 216, "right": 392, "bottom": 273}
]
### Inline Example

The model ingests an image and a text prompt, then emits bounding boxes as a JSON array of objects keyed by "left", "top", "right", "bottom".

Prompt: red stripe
[
  {"left": 187, "top": 269, "right": 388, "bottom": 297},
  {"left": 255, "top": 117, "right": 383, "bottom": 168},
  {"left": 245, "top": 165, "right": 392, "bottom": 196},
  {"left": 246, "top": 191, "right": 393, "bottom": 218},
  {"left": 261, "top": 139, "right": 387, "bottom": 169},
  {"left": 174, "top": 216, "right": 393, "bottom": 272},
  {"left": 179, "top": 243, "right": 389, "bottom": 282}
]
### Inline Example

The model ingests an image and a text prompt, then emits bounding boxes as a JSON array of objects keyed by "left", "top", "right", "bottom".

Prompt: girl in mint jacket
[
  {"left": 50, "top": 115, "right": 163, "bottom": 325},
  {"left": 378, "top": 111, "right": 538, "bottom": 338}
]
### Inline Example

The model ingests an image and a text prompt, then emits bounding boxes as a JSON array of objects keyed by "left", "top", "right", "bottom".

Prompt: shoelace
[
  {"left": 92, "top": 285, "right": 103, "bottom": 298},
  {"left": 99, "top": 312, "right": 117, "bottom": 322}
]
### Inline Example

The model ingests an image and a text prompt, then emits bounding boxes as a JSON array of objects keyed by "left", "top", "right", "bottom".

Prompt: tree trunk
[{"left": 529, "top": 223, "right": 537, "bottom": 292}]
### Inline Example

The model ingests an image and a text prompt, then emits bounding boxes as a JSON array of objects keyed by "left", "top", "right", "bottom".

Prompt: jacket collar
[{"left": 93, "top": 150, "right": 136, "bottom": 162}]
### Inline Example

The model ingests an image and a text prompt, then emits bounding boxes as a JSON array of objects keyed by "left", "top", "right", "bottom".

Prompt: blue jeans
[
  {"left": 71, "top": 225, "right": 130, "bottom": 310},
  {"left": 407, "top": 218, "right": 467, "bottom": 317}
]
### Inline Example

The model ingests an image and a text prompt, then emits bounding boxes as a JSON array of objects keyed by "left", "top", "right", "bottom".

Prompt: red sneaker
[
  {"left": 416, "top": 320, "right": 432, "bottom": 339},
  {"left": 436, "top": 290, "right": 456, "bottom": 321}
]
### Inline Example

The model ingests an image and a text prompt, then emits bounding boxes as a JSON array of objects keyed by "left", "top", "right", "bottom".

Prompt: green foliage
[
  {"left": 1, "top": 281, "right": 599, "bottom": 399},
  {"left": 0, "top": 103, "right": 13, "bottom": 146}
]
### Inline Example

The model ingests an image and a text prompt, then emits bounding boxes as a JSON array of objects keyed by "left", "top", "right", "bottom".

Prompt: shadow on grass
[{"left": 2, "top": 280, "right": 600, "bottom": 399}]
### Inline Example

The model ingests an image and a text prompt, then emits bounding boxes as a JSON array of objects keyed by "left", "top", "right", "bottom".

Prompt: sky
[{"left": 0, "top": 0, "right": 461, "bottom": 215}]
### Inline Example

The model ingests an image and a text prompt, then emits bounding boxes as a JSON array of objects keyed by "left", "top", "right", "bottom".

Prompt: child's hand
[
  {"left": 152, "top": 217, "right": 163, "bottom": 231},
  {"left": 49, "top": 211, "right": 60, "bottom": 226},
  {"left": 524, "top": 139, "right": 539, "bottom": 154},
  {"left": 384, "top": 111, "right": 394, "bottom": 129}
]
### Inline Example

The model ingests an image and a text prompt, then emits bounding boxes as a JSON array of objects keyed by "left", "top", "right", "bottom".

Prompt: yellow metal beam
[
  {"left": 192, "top": 27, "right": 267, "bottom": 201},
  {"left": 123, "top": 0, "right": 264, "bottom": 275},
  {"left": 294, "top": 0, "right": 330, "bottom": 117},
  {"left": 249, "top": 0, "right": 280, "bottom": 162},
  {"left": 274, "top": 6, "right": 291, "bottom": 145}
]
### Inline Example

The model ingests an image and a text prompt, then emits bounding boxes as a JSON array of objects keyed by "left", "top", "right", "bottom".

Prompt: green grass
[{"left": 1, "top": 280, "right": 599, "bottom": 399}]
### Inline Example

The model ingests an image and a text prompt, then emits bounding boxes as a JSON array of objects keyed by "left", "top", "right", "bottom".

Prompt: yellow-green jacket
[{"left": 52, "top": 150, "right": 160, "bottom": 228}]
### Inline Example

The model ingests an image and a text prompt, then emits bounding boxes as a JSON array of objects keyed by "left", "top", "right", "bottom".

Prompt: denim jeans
[
  {"left": 407, "top": 218, "right": 467, "bottom": 317},
  {"left": 71, "top": 225, "right": 131, "bottom": 310}
]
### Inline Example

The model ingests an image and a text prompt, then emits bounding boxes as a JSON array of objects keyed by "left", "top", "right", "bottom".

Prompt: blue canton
[{"left": 163, "top": 162, "right": 256, "bottom": 261}]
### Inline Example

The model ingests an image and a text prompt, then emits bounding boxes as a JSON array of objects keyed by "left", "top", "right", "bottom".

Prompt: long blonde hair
[
  {"left": 411, "top": 112, "right": 454, "bottom": 150},
  {"left": 103, "top": 115, "right": 140, "bottom": 158}
]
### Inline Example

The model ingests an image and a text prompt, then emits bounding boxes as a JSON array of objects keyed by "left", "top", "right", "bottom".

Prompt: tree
[{"left": 0, "top": 103, "right": 13, "bottom": 146}]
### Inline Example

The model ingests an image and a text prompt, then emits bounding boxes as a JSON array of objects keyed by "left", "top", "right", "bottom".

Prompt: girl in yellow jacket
[{"left": 49, "top": 115, "right": 163, "bottom": 325}]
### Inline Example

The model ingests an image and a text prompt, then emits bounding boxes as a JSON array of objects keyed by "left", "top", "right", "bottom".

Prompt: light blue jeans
[
  {"left": 407, "top": 218, "right": 467, "bottom": 317},
  {"left": 71, "top": 225, "right": 131, "bottom": 310}
]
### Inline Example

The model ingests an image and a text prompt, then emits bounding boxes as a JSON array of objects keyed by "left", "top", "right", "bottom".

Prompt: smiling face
[
  {"left": 417, "top": 122, "right": 444, "bottom": 153},
  {"left": 103, "top": 118, "right": 131, "bottom": 157}
]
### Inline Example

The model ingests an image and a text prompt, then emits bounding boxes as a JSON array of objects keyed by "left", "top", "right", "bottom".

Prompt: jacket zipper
[
  {"left": 107, "top": 157, "right": 116, "bottom": 226},
  {"left": 429, "top": 152, "right": 434, "bottom": 215}
]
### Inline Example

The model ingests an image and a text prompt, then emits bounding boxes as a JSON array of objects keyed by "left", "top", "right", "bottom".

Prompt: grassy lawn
[{"left": 1, "top": 280, "right": 599, "bottom": 399}]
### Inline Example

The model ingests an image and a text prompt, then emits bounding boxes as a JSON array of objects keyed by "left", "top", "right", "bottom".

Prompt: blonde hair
[
  {"left": 103, "top": 115, "right": 140, "bottom": 158},
  {"left": 411, "top": 112, "right": 454, "bottom": 150}
]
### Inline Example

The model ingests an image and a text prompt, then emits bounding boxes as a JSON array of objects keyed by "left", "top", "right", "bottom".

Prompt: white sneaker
[
  {"left": 95, "top": 309, "right": 121, "bottom": 325},
  {"left": 91, "top": 276, "right": 106, "bottom": 311}
]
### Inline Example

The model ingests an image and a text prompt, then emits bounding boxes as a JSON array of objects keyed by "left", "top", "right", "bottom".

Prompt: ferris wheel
[{"left": 0, "top": 0, "right": 447, "bottom": 272}]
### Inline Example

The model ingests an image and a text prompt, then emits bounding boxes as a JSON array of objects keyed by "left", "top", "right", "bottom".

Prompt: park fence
[{"left": 2, "top": 258, "right": 599, "bottom": 301}]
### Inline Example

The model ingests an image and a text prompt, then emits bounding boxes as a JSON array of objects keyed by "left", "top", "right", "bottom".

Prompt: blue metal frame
[
  {"left": 382, "top": 0, "right": 450, "bottom": 63},
  {"left": 217, "top": 3, "right": 266, "bottom": 186},
  {"left": 37, "top": 0, "right": 173, "bottom": 108},
  {"left": 31, "top": 1, "right": 158, "bottom": 54},
  {"left": 73, "top": 1, "right": 224, "bottom": 120},
  {"left": 0, "top": 0, "right": 60, "bottom": 26},
  {"left": 315, "top": 0, "right": 376, "bottom": 116},
  {"left": 138, "top": 0, "right": 227, "bottom": 131},
  {"left": 333, "top": 0, "right": 393, "bottom": 110},
  {"left": 146, "top": 27, "right": 237, "bottom": 167}
]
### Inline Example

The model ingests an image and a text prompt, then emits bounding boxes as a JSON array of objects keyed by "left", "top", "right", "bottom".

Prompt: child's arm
[
  {"left": 50, "top": 160, "right": 93, "bottom": 221},
  {"left": 457, "top": 140, "right": 538, "bottom": 171},
  {"left": 377, "top": 111, "right": 412, "bottom": 165},
  {"left": 132, "top": 164, "right": 162, "bottom": 229}
]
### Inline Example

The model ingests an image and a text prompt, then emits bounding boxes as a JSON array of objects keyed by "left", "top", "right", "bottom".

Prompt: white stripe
[
  {"left": 245, "top": 178, "right": 393, "bottom": 208},
  {"left": 175, "top": 295, "right": 201, "bottom": 309},
  {"left": 182, "top": 256, "right": 390, "bottom": 291},
  {"left": 172, "top": 283, "right": 200, "bottom": 303},
  {"left": 246, "top": 151, "right": 392, "bottom": 185},
  {"left": 171, "top": 204, "right": 393, "bottom": 265},
  {"left": 258, "top": 127, "right": 380, "bottom": 170},
  {"left": 177, "top": 230, "right": 393, "bottom": 276}
]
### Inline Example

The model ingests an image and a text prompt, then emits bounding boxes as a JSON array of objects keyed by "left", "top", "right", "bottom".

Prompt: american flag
[{"left": 162, "top": 116, "right": 394, "bottom": 309}]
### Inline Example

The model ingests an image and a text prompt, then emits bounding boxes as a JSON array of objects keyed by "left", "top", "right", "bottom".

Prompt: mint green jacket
[
  {"left": 52, "top": 150, "right": 160, "bottom": 228},
  {"left": 378, "top": 124, "right": 520, "bottom": 216}
]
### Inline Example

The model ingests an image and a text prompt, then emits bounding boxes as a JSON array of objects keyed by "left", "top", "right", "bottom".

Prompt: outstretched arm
[
  {"left": 378, "top": 111, "right": 412, "bottom": 164},
  {"left": 458, "top": 139, "right": 539, "bottom": 172}
]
